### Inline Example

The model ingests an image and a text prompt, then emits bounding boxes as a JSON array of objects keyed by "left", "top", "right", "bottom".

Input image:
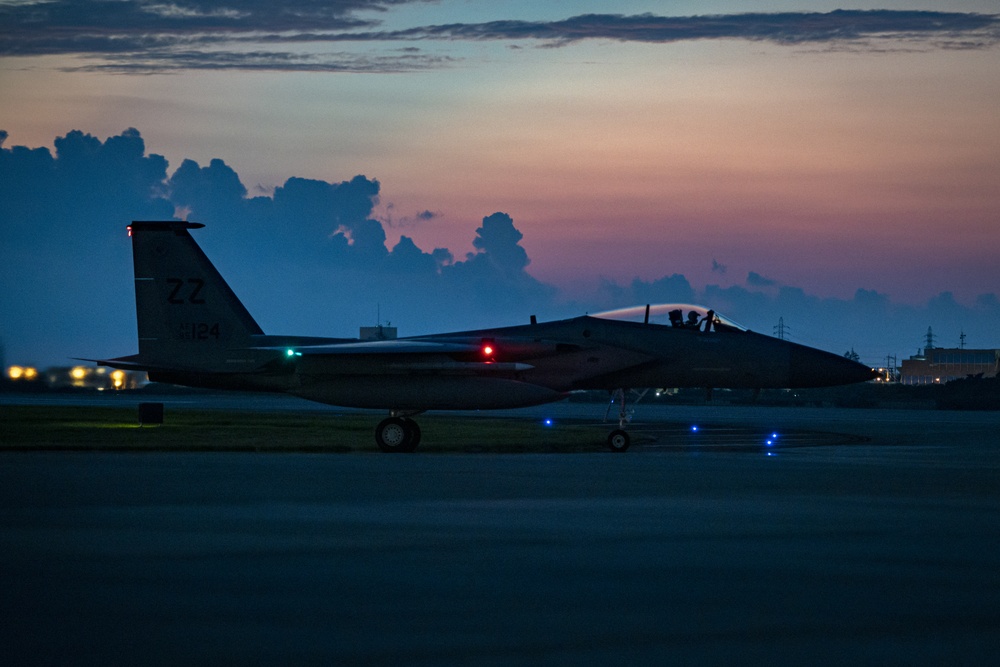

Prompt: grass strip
[{"left": 0, "top": 406, "right": 607, "bottom": 453}]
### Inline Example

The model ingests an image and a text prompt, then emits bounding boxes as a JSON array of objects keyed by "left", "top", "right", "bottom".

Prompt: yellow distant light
[
  {"left": 111, "top": 370, "right": 125, "bottom": 388},
  {"left": 70, "top": 367, "right": 88, "bottom": 380},
  {"left": 7, "top": 366, "right": 39, "bottom": 380}
]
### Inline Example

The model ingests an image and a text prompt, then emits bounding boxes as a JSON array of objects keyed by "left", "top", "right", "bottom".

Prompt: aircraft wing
[
  {"left": 251, "top": 335, "right": 587, "bottom": 361},
  {"left": 251, "top": 339, "right": 484, "bottom": 355},
  {"left": 248, "top": 337, "right": 579, "bottom": 373}
]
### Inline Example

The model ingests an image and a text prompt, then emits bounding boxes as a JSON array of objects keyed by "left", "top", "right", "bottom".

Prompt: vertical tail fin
[{"left": 129, "top": 221, "right": 263, "bottom": 372}]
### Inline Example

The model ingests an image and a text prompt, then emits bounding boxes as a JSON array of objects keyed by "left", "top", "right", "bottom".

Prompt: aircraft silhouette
[{"left": 98, "top": 221, "right": 875, "bottom": 452}]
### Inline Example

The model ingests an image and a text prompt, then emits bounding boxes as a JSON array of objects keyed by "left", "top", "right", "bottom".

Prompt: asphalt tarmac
[{"left": 2, "top": 400, "right": 999, "bottom": 665}]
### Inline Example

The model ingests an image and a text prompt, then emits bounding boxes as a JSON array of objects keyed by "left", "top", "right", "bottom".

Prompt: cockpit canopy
[{"left": 591, "top": 304, "right": 747, "bottom": 333}]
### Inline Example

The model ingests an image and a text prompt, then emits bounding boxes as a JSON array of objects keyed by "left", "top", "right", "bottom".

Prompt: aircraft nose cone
[{"left": 788, "top": 346, "right": 877, "bottom": 387}]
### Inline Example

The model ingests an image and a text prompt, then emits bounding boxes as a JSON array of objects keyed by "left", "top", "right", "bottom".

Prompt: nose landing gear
[{"left": 605, "top": 388, "right": 648, "bottom": 452}]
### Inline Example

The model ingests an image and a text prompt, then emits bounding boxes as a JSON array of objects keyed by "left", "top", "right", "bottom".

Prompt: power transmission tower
[
  {"left": 773, "top": 317, "right": 789, "bottom": 340},
  {"left": 885, "top": 354, "right": 898, "bottom": 382},
  {"left": 924, "top": 326, "right": 936, "bottom": 351},
  {"left": 959, "top": 331, "right": 967, "bottom": 349}
]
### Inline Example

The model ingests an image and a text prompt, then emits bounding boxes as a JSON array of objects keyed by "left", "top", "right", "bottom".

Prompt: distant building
[
  {"left": 899, "top": 348, "right": 999, "bottom": 385},
  {"left": 359, "top": 325, "right": 397, "bottom": 341},
  {"left": 46, "top": 366, "right": 147, "bottom": 390}
]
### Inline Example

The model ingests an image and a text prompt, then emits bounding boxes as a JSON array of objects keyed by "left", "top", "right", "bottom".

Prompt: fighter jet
[{"left": 98, "top": 221, "right": 875, "bottom": 452}]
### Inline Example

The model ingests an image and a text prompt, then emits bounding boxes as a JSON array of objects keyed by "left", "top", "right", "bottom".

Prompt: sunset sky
[{"left": 2, "top": 1, "right": 999, "bottom": 368}]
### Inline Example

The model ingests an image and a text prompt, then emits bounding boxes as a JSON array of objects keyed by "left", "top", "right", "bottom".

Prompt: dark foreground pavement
[{"left": 2, "top": 409, "right": 999, "bottom": 665}]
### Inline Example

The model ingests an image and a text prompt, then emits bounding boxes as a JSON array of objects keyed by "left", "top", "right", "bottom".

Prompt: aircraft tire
[
  {"left": 607, "top": 429, "right": 630, "bottom": 452},
  {"left": 402, "top": 418, "right": 421, "bottom": 452},
  {"left": 376, "top": 417, "right": 415, "bottom": 453}
]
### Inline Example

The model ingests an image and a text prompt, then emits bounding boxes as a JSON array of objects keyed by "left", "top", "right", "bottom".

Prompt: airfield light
[
  {"left": 70, "top": 366, "right": 88, "bottom": 381},
  {"left": 691, "top": 425, "right": 699, "bottom": 432},
  {"left": 286, "top": 349, "right": 295, "bottom": 357}
]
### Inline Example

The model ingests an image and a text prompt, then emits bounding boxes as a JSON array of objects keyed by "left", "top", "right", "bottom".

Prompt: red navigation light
[
  {"left": 482, "top": 344, "right": 494, "bottom": 357},
  {"left": 481, "top": 340, "right": 496, "bottom": 360},
  {"left": 127, "top": 225, "right": 132, "bottom": 237}
]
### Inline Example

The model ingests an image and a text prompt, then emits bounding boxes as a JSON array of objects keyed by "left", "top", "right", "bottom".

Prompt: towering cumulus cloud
[
  {"left": 0, "top": 129, "right": 558, "bottom": 365},
  {"left": 1, "top": 129, "right": 175, "bottom": 366}
]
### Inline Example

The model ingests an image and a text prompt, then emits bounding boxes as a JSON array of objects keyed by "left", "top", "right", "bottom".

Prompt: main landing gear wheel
[
  {"left": 607, "top": 429, "right": 630, "bottom": 452},
  {"left": 406, "top": 419, "right": 421, "bottom": 450},
  {"left": 375, "top": 417, "right": 420, "bottom": 453}
]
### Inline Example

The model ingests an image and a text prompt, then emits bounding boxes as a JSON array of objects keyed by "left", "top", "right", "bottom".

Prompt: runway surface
[{"left": 2, "top": 398, "right": 999, "bottom": 665}]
